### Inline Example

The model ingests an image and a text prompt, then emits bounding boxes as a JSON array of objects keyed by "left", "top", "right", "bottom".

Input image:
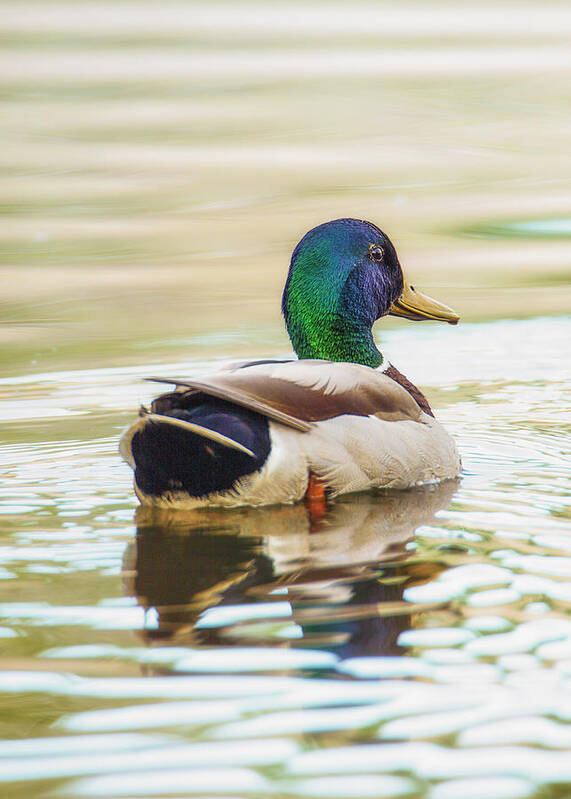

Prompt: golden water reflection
[
  {"left": 1, "top": 1, "right": 571, "bottom": 795},
  {"left": 2, "top": 2, "right": 571, "bottom": 376}
]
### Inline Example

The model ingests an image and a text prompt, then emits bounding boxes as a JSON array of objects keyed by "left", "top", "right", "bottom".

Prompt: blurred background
[
  {"left": 2, "top": 6, "right": 571, "bottom": 798},
  {"left": 2, "top": 0, "right": 570, "bottom": 377}
]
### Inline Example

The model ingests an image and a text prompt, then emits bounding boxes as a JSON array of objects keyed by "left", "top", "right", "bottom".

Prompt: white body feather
[{"left": 133, "top": 410, "right": 461, "bottom": 509}]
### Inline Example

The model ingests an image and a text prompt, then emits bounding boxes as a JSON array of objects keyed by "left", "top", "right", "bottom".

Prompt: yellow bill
[{"left": 390, "top": 279, "right": 459, "bottom": 325}]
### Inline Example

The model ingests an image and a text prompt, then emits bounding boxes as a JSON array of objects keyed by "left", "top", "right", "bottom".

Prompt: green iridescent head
[{"left": 282, "top": 218, "right": 459, "bottom": 368}]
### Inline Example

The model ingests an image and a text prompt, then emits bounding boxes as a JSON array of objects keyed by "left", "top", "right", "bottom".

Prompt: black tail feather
[{"left": 131, "top": 400, "right": 271, "bottom": 500}]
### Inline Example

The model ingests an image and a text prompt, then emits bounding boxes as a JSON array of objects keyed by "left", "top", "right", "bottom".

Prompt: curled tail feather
[{"left": 120, "top": 403, "right": 271, "bottom": 503}]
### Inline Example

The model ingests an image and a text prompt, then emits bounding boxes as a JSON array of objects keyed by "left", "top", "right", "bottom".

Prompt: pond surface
[
  {"left": 2, "top": 1, "right": 571, "bottom": 797},
  {"left": 1, "top": 316, "right": 570, "bottom": 799}
]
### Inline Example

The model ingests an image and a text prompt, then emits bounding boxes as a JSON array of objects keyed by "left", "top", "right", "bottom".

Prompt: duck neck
[
  {"left": 284, "top": 308, "right": 383, "bottom": 368},
  {"left": 298, "top": 319, "right": 383, "bottom": 369}
]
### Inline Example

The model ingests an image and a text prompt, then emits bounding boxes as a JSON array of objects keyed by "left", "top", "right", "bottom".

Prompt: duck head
[{"left": 282, "top": 218, "right": 459, "bottom": 368}]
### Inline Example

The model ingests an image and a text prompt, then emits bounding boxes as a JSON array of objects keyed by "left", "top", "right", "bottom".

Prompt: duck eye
[{"left": 369, "top": 245, "right": 384, "bottom": 262}]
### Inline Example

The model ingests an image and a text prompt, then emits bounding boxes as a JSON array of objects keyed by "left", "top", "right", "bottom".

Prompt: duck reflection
[{"left": 124, "top": 480, "right": 458, "bottom": 659}]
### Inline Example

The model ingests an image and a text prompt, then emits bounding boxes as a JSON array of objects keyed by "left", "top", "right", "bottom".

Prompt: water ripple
[{"left": 1, "top": 317, "right": 570, "bottom": 798}]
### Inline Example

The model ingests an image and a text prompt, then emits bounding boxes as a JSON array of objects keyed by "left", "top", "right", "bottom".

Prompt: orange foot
[{"left": 304, "top": 472, "right": 328, "bottom": 529}]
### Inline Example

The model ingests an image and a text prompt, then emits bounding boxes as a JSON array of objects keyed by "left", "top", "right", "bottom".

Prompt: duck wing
[{"left": 146, "top": 360, "right": 423, "bottom": 432}]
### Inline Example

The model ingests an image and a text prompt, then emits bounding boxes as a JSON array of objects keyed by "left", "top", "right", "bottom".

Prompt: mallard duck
[{"left": 120, "top": 218, "right": 461, "bottom": 508}]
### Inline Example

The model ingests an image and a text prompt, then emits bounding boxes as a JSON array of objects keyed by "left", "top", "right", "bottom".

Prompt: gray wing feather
[{"left": 146, "top": 361, "right": 422, "bottom": 433}]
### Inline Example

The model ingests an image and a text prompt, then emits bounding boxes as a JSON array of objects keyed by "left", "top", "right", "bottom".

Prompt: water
[
  {"left": 3, "top": 2, "right": 571, "bottom": 377},
  {"left": 2, "top": 1, "right": 571, "bottom": 797},
  {"left": 1, "top": 316, "right": 570, "bottom": 798}
]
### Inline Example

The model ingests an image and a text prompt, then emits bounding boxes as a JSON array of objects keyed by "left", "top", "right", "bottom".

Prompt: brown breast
[{"left": 383, "top": 363, "right": 434, "bottom": 418}]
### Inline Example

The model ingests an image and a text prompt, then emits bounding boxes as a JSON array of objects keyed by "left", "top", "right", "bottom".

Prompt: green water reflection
[{"left": 462, "top": 217, "right": 571, "bottom": 240}]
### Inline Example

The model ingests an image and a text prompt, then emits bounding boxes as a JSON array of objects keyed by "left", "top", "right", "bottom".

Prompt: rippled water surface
[
  {"left": 2, "top": 1, "right": 571, "bottom": 797},
  {"left": 1, "top": 316, "right": 570, "bottom": 799}
]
